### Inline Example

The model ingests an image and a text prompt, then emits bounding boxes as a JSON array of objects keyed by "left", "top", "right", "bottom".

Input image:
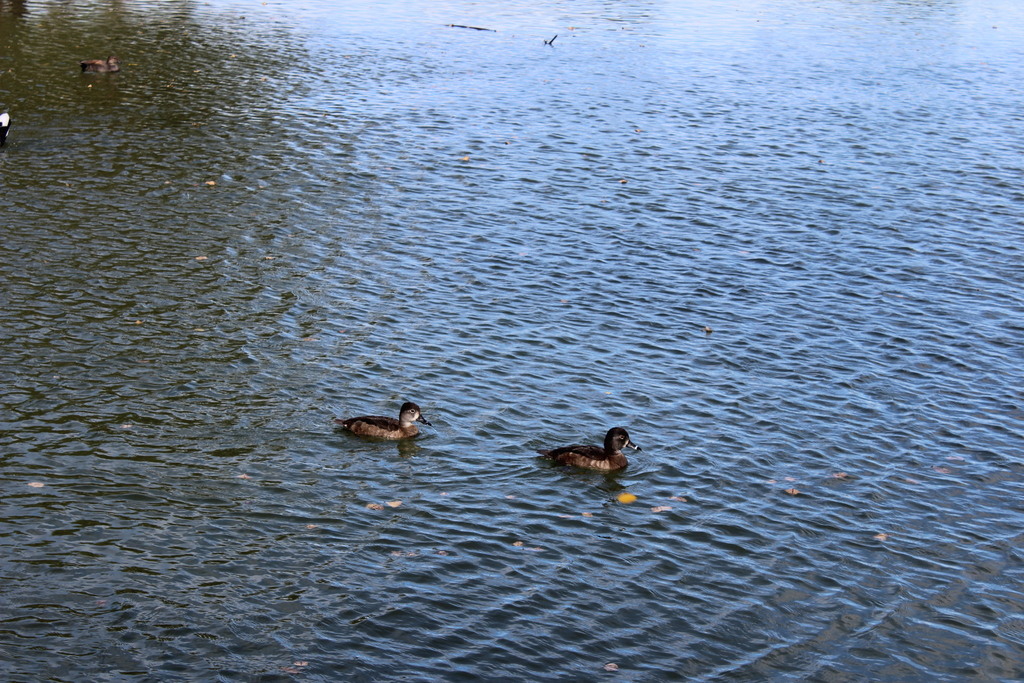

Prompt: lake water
[{"left": 1, "top": 0, "right": 1023, "bottom": 680}]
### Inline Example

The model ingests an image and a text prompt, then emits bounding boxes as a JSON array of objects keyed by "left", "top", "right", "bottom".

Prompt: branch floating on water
[
  {"left": 446, "top": 24, "right": 496, "bottom": 32},
  {"left": 544, "top": 34, "right": 558, "bottom": 46}
]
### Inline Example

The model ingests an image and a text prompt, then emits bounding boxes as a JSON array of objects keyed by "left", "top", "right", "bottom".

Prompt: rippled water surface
[{"left": 2, "top": 0, "right": 1023, "bottom": 680}]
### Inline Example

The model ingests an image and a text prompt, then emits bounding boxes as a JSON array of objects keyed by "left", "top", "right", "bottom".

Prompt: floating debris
[{"left": 446, "top": 24, "right": 495, "bottom": 32}]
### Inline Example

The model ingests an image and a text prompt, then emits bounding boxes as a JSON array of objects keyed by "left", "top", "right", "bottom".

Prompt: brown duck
[
  {"left": 335, "top": 402, "right": 432, "bottom": 439},
  {"left": 537, "top": 427, "right": 642, "bottom": 470},
  {"left": 80, "top": 56, "right": 121, "bottom": 73}
]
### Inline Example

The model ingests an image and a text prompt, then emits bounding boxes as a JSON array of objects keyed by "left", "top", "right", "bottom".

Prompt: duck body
[
  {"left": 80, "top": 56, "right": 121, "bottom": 73},
  {"left": 0, "top": 112, "right": 9, "bottom": 146},
  {"left": 538, "top": 427, "right": 641, "bottom": 470},
  {"left": 335, "top": 401, "right": 431, "bottom": 439}
]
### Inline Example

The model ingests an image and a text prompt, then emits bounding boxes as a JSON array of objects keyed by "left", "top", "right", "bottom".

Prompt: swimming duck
[
  {"left": 335, "top": 402, "right": 432, "bottom": 439},
  {"left": 0, "top": 112, "right": 9, "bottom": 146},
  {"left": 80, "top": 56, "right": 121, "bottom": 73},
  {"left": 537, "top": 427, "right": 642, "bottom": 470}
]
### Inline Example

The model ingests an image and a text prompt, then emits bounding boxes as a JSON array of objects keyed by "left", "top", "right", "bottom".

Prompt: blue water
[{"left": 1, "top": 0, "right": 1023, "bottom": 680}]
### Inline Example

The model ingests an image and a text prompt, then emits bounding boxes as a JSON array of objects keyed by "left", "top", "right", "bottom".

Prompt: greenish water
[{"left": 2, "top": 0, "right": 1023, "bottom": 680}]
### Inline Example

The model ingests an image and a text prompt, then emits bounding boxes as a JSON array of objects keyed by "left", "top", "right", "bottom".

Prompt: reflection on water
[{"left": 2, "top": 0, "right": 1024, "bottom": 680}]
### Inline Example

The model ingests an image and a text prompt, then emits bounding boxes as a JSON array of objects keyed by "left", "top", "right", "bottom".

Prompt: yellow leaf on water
[
  {"left": 385, "top": 500, "right": 402, "bottom": 508},
  {"left": 651, "top": 506, "right": 672, "bottom": 513},
  {"left": 784, "top": 488, "right": 800, "bottom": 495},
  {"left": 366, "top": 503, "right": 384, "bottom": 510},
  {"left": 604, "top": 663, "right": 620, "bottom": 671},
  {"left": 237, "top": 474, "right": 251, "bottom": 480},
  {"left": 669, "top": 496, "right": 687, "bottom": 502},
  {"left": 512, "top": 541, "right": 524, "bottom": 547},
  {"left": 581, "top": 512, "right": 593, "bottom": 517},
  {"left": 27, "top": 482, "right": 44, "bottom": 488},
  {"left": 617, "top": 492, "right": 637, "bottom": 504},
  {"left": 874, "top": 533, "right": 889, "bottom": 541},
  {"left": 205, "top": 180, "right": 217, "bottom": 186},
  {"left": 194, "top": 256, "right": 208, "bottom": 261}
]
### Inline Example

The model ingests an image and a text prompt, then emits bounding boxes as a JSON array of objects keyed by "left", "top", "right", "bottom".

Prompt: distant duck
[
  {"left": 80, "top": 56, "right": 121, "bottom": 73},
  {"left": 0, "top": 112, "right": 9, "bottom": 146},
  {"left": 335, "top": 402, "right": 432, "bottom": 439},
  {"left": 537, "top": 427, "right": 642, "bottom": 470}
]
